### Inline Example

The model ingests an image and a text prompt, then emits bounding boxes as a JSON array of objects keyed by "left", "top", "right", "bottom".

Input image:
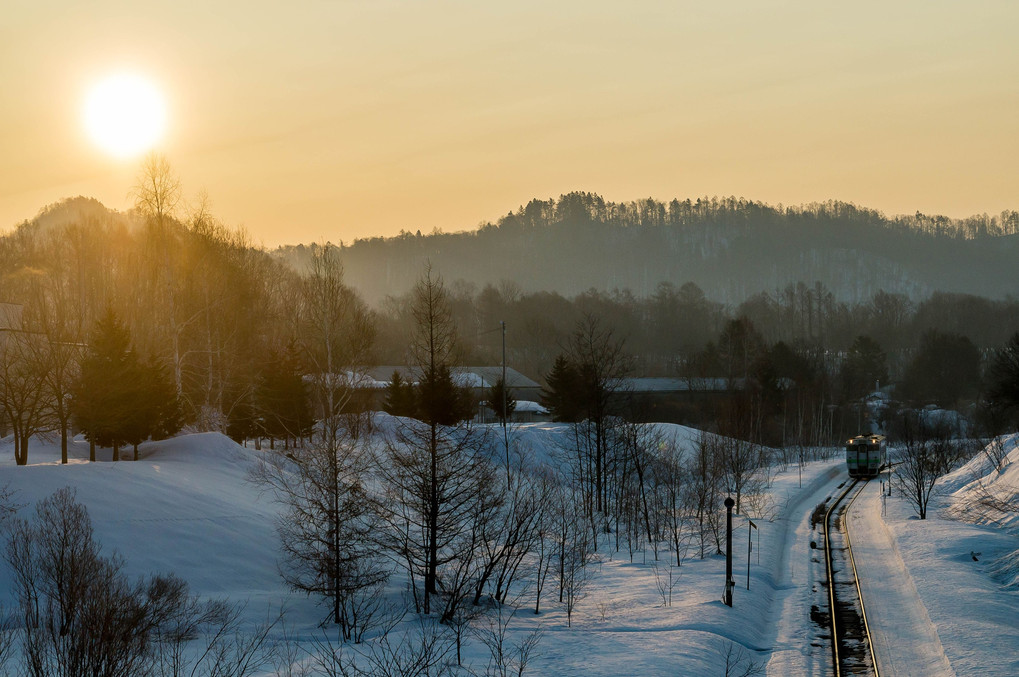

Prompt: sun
[{"left": 84, "top": 73, "right": 167, "bottom": 158}]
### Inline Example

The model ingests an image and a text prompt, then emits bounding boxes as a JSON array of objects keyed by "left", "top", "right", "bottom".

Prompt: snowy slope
[
  {"left": 1, "top": 427, "right": 1017, "bottom": 675},
  {"left": 0, "top": 433, "right": 292, "bottom": 617},
  {"left": 942, "top": 434, "right": 1019, "bottom": 591}
]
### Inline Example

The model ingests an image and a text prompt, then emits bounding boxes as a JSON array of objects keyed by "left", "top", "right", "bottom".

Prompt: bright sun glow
[{"left": 84, "top": 73, "right": 167, "bottom": 158}]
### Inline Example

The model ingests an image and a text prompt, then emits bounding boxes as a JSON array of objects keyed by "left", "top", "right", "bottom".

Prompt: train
[{"left": 845, "top": 434, "right": 887, "bottom": 479}]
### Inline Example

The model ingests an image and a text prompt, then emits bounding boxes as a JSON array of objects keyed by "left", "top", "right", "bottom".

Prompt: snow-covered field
[{"left": 1, "top": 427, "right": 1017, "bottom": 676}]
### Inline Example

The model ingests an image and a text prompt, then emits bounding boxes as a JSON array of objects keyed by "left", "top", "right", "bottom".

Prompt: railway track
[{"left": 823, "top": 479, "right": 880, "bottom": 677}]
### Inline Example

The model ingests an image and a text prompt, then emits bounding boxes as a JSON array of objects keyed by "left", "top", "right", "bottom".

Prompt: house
[
  {"left": 614, "top": 376, "right": 744, "bottom": 424},
  {"left": 477, "top": 399, "right": 551, "bottom": 424},
  {"left": 364, "top": 365, "right": 544, "bottom": 416},
  {"left": 368, "top": 366, "right": 540, "bottom": 397}
]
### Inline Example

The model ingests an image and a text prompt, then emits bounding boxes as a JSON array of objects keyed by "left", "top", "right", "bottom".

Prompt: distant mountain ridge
[
  {"left": 276, "top": 193, "right": 1019, "bottom": 306},
  {"left": 10, "top": 194, "right": 1017, "bottom": 308}
]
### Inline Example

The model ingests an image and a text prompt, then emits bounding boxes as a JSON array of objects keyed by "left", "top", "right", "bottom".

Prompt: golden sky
[{"left": 2, "top": 0, "right": 1017, "bottom": 246}]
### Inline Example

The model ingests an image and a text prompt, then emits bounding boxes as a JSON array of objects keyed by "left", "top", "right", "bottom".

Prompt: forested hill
[{"left": 277, "top": 193, "right": 1019, "bottom": 306}]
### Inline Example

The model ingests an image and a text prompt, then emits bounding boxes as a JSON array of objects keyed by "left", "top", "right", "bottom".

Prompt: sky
[{"left": 2, "top": 0, "right": 1017, "bottom": 246}]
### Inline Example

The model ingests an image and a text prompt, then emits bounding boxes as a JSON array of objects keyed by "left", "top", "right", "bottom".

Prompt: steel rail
[
  {"left": 824, "top": 480, "right": 856, "bottom": 677},
  {"left": 843, "top": 479, "right": 881, "bottom": 677}
]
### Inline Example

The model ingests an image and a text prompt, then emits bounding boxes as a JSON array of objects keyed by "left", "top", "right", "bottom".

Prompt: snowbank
[
  {"left": 0, "top": 433, "right": 287, "bottom": 609},
  {"left": 940, "top": 434, "right": 1019, "bottom": 591},
  {"left": 1, "top": 425, "right": 1016, "bottom": 675}
]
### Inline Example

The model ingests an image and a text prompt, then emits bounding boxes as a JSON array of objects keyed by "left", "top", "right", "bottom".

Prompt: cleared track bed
[{"left": 824, "top": 479, "right": 880, "bottom": 677}]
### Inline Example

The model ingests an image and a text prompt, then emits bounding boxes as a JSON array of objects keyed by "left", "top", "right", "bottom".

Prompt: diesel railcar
[{"left": 845, "top": 434, "right": 886, "bottom": 479}]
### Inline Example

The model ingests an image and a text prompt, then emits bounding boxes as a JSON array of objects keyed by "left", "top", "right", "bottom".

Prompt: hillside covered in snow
[{"left": 1, "top": 427, "right": 1017, "bottom": 675}]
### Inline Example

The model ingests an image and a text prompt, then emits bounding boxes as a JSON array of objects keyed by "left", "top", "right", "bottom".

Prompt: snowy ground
[
  {"left": 1, "top": 428, "right": 1017, "bottom": 676},
  {"left": 847, "top": 482, "right": 954, "bottom": 677}
]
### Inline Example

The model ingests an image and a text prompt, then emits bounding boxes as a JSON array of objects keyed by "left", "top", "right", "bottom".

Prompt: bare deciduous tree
[
  {"left": 650, "top": 560, "right": 680, "bottom": 608},
  {"left": 652, "top": 432, "right": 692, "bottom": 567},
  {"left": 717, "top": 638, "right": 765, "bottom": 677},
  {"left": 305, "top": 618, "right": 456, "bottom": 677},
  {"left": 716, "top": 396, "right": 771, "bottom": 515},
  {"left": 5, "top": 488, "right": 169, "bottom": 676},
  {"left": 550, "top": 484, "right": 592, "bottom": 628},
  {"left": 254, "top": 433, "right": 387, "bottom": 639},
  {"left": 894, "top": 413, "right": 961, "bottom": 519},
  {"left": 5, "top": 488, "right": 279, "bottom": 677},
  {"left": 300, "top": 244, "right": 376, "bottom": 439},
  {"left": 377, "top": 418, "right": 494, "bottom": 622},
  {"left": 564, "top": 314, "right": 631, "bottom": 517},
  {"left": 0, "top": 326, "right": 48, "bottom": 466},
  {"left": 689, "top": 432, "right": 724, "bottom": 557},
  {"left": 470, "top": 605, "right": 543, "bottom": 677},
  {"left": 376, "top": 265, "right": 491, "bottom": 619}
]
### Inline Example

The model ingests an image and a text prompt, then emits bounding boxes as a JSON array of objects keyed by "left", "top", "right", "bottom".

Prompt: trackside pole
[
  {"left": 747, "top": 519, "right": 757, "bottom": 590},
  {"left": 724, "top": 497, "right": 735, "bottom": 606}
]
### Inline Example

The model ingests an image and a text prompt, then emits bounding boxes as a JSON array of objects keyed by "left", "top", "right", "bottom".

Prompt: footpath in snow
[{"left": 762, "top": 463, "right": 844, "bottom": 677}]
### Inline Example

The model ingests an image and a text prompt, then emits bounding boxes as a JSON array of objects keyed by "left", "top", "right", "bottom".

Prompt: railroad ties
[{"left": 824, "top": 480, "right": 880, "bottom": 677}]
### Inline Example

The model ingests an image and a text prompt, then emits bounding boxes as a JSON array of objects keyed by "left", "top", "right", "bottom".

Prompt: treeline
[
  {"left": 0, "top": 157, "right": 373, "bottom": 465},
  {"left": 280, "top": 191, "right": 1019, "bottom": 305},
  {"left": 4, "top": 166, "right": 1019, "bottom": 460},
  {"left": 375, "top": 274, "right": 1019, "bottom": 449},
  {"left": 374, "top": 276, "right": 1019, "bottom": 378}
]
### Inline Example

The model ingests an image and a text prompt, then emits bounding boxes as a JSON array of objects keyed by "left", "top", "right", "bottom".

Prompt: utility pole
[
  {"left": 724, "top": 497, "right": 735, "bottom": 607},
  {"left": 501, "top": 320, "right": 509, "bottom": 484},
  {"left": 747, "top": 518, "right": 757, "bottom": 590}
]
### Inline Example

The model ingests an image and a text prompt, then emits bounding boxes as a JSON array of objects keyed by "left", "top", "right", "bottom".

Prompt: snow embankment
[
  {"left": 0, "top": 433, "right": 284, "bottom": 606},
  {"left": 939, "top": 434, "right": 1019, "bottom": 590},
  {"left": 2, "top": 425, "right": 848, "bottom": 676}
]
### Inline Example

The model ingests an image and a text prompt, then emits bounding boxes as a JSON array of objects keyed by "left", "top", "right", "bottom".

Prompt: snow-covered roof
[
  {"left": 481, "top": 399, "right": 548, "bottom": 414},
  {"left": 619, "top": 377, "right": 743, "bottom": 393},
  {"left": 302, "top": 371, "right": 389, "bottom": 389},
  {"left": 366, "top": 366, "right": 539, "bottom": 389},
  {"left": 512, "top": 400, "right": 548, "bottom": 414},
  {"left": 452, "top": 370, "right": 486, "bottom": 388}
]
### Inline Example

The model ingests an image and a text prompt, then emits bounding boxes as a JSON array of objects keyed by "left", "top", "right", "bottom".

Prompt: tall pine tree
[
  {"left": 541, "top": 355, "right": 582, "bottom": 422},
  {"left": 383, "top": 370, "right": 417, "bottom": 418},
  {"left": 485, "top": 375, "right": 516, "bottom": 424},
  {"left": 72, "top": 308, "right": 139, "bottom": 461}
]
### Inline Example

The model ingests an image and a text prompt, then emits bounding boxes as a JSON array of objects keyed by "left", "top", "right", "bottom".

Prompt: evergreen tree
[
  {"left": 144, "top": 354, "right": 184, "bottom": 441},
  {"left": 839, "top": 335, "right": 888, "bottom": 402},
  {"left": 541, "top": 355, "right": 582, "bottom": 422},
  {"left": 383, "top": 370, "right": 417, "bottom": 418},
  {"left": 72, "top": 308, "right": 140, "bottom": 462},
  {"left": 900, "top": 330, "right": 981, "bottom": 407},
  {"left": 122, "top": 354, "right": 183, "bottom": 459},
  {"left": 257, "top": 343, "right": 312, "bottom": 449},
  {"left": 717, "top": 317, "right": 766, "bottom": 382},
  {"left": 225, "top": 385, "right": 260, "bottom": 445},
  {"left": 417, "top": 364, "right": 474, "bottom": 426},
  {"left": 986, "top": 332, "right": 1019, "bottom": 429},
  {"left": 485, "top": 376, "right": 516, "bottom": 424},
  {"left": 224, "top": 368, "right": 261, "bottom": 446}
]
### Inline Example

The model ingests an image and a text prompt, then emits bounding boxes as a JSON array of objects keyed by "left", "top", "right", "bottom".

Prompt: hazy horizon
[{"left": 3, "top": 1, "right": 1017, "bottom": 247}]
